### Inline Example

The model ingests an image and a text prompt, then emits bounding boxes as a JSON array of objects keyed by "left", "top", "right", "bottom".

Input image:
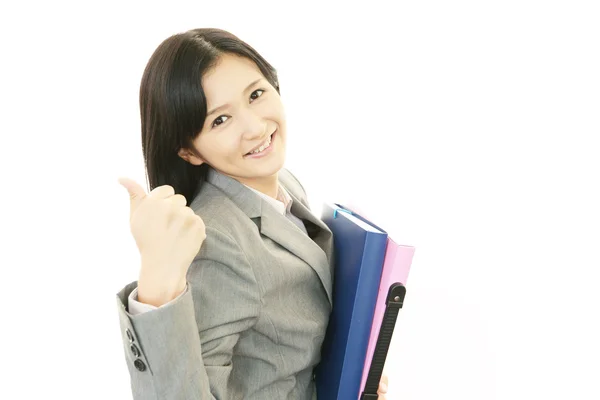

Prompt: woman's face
[{"left": 179, "top": 53, "right": 287, "bottom": 186}]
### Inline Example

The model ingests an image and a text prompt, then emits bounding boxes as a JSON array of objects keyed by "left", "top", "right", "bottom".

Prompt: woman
[{"left": 116, "top": 28, "right": 389, "bottom": 399}]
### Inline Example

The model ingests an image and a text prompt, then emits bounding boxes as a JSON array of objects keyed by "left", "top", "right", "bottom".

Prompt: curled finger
[
  {"left": 149, "top": 184, "right": 175, "bottom": 199},
  {"left": 168, "top": 194, "right": 188, "bottom": 207}
]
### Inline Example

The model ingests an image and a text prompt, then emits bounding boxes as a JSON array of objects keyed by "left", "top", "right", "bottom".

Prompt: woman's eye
[
  {"left": 211, "top": 89, "right": 264, "bottom": 128},
  {"left": 212, "top": 115, "right": 229, "bottom": 128},
  {"left": 250, "top": 89, "right": 265, "bottom": 102}
]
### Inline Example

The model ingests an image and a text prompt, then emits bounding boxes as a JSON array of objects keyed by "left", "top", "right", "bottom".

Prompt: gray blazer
[{"left": 116, "top": 167, "right": 334, "bottom": 399}]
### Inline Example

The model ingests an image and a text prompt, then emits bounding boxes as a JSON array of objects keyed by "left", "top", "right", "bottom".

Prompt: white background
[{"left": 1, "top": 1, "right": 599, "bottom": 399}]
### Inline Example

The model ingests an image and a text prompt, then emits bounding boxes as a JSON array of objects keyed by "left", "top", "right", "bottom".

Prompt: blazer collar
[
  {"left": 205, "top": 167, "right": 262, "bottom": 218},
  {"left": 205, "top": 167, "right": 333, "bottom": 307}
]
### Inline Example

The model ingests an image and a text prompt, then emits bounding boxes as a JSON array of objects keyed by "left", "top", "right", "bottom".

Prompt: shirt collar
[{"left": 244, "top": 184, "right": 293, "bottom": 216}]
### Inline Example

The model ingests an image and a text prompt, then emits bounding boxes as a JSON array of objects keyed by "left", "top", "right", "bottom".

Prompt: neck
[{"left": 237, "top": 173, "right": 279, "bottom": 199}]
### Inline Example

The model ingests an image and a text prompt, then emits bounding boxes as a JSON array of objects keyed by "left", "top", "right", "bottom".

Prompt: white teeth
[{"left": 249, "top": 135, "right": 272, "bottom": 154}]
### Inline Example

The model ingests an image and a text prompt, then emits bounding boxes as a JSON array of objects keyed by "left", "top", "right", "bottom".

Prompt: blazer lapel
[
  {"left": 204, "top": 168, "right": 333, "bottom": 307},
  {"left": 259, "top": 202, "right": 333, "bottom": 307},
  {"left": 285, "top": 186, "right": 334, "bottom": 266}
]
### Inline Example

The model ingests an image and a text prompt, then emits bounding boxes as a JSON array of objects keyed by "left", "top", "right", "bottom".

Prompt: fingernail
[{"left": 380, "top": 382, "right": 388, "bottom": 392}]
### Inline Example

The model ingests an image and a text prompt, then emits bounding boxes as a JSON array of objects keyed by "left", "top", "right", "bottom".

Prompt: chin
[
  {"left": 256, "top": 159, "right": 286, "bottom": 178},
  {"left": 250, "top": 151, "right": 286, "bottom": 176}
]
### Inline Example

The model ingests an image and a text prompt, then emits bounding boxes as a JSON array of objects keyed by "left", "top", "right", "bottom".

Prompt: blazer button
[
  {"left": 134, "top": 359, "right": 146, "bottom": 372},
  {"left": 126, "top": 329, "right": 134, "bottom": 343},
  {"left": 130, "top": 343, "right": 141, "bottom": 358}
]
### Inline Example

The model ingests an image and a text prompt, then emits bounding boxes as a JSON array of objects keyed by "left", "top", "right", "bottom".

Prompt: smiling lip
[{"left": 244, "top": 130, "right": 276, "bottom": 158}]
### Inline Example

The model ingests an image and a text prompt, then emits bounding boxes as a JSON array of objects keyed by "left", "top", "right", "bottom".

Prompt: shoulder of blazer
[{"left": 189, "top": 184, "right": 245, "bottom": 232}]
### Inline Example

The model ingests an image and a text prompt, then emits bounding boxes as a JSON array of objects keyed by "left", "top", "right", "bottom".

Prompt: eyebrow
[{"left": 206, "top": 78, "right": 264, "bottom": 117}]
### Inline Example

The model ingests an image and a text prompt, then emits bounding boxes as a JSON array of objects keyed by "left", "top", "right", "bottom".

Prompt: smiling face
[{"left": 178, "top": 53, "right": 287, "bottom": 191}]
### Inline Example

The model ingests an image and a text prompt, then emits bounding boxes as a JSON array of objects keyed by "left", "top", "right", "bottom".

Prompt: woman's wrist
[{"left": 137, "top": 270, "right": 186, "bottom": 307}]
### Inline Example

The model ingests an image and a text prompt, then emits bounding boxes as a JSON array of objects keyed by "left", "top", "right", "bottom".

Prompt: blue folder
[{"left": 315, "top": 203, "right": 388, "bottom": 400}]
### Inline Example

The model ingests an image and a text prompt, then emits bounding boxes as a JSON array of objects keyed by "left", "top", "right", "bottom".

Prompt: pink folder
[
  {"left": 342, "top": 203, "right": 415, "bottom": 398},
  {"left": 358, "top": 239, "right": 415, "bottom": 397}
]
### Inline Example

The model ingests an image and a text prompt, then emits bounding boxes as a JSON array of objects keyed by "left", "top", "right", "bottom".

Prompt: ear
[{"left": 178, "top": 148, "right": 205, "bottom": 166}]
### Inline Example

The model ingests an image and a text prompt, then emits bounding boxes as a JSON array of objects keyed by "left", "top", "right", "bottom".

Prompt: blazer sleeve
[{"left": 115, "top": 226, "right": 261, "bottom": 399}]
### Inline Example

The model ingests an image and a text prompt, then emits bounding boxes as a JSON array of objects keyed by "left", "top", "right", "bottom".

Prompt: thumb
[{"left": 118, "top": 177, "right": 147, "bottom": 213}]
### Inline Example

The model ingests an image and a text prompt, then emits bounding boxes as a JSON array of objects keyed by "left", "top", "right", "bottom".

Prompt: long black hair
[{"left": 139, "top": 28, "right": 280, "bottom": 205}]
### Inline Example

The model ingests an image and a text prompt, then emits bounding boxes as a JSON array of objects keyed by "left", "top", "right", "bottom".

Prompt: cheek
[
  {"left": 260, "top": 97, "right": 285, "bottom": 118},
  {"left": 202, "top": 135, "right": 242, "bottom": 160},
  {"left": 274, "top": 100, "right": 286, "bottom": 119}
]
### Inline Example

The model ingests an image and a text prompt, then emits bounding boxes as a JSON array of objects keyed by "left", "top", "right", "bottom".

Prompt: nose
[{"left": 239, "top": 109, "right": 267, "bottom": 141}]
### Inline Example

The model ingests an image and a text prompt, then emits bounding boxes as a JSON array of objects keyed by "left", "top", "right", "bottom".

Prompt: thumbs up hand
[{"left": 118, "top": 178, "right": 207, "bottom": 306}]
